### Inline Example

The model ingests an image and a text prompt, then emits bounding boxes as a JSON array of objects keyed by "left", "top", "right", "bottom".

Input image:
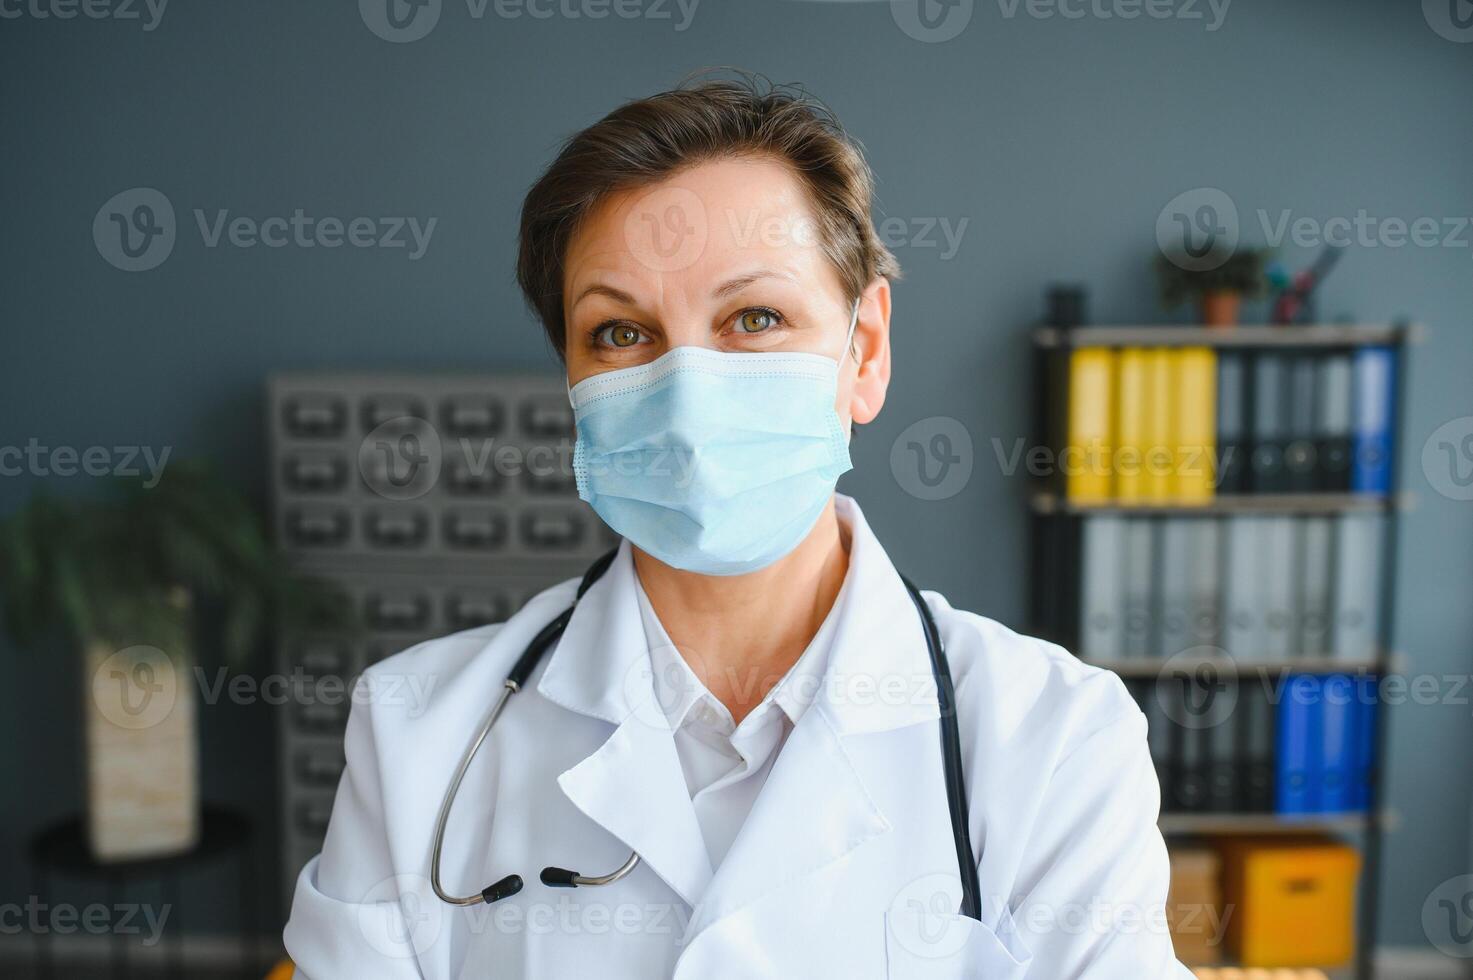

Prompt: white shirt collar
[{"left": 631, "top": 521, "right": 853, "bottom": 737}]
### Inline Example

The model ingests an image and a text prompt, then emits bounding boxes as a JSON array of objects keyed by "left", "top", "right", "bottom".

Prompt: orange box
[{"left": 1216, "top": 838, "right": 1359, "bottom": 968}]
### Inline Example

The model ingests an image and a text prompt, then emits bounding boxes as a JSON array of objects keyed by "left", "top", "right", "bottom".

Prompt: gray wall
[{"left": 2, "top": 0, "right": 1469, "bottom": 951}]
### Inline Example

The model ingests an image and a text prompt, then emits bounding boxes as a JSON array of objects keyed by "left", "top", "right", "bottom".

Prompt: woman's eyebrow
[
  {"left": 712, "top": 270, "right": 798, "bottom": 299},
  {"left": 571, "top": 283, "right": 638, "bottom": 310}
]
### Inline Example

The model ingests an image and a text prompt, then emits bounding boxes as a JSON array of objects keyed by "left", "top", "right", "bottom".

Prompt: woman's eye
[
  {"left": 735, "top": 309, "right": 781, "bottom": 334},
  {"left": 594, "top": 323, "right": 646, "bottom": 348}
]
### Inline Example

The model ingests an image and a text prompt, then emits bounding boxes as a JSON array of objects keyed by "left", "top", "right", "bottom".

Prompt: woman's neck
[{"left": 631, "top": 498, "right": 851, "bottom": 725}]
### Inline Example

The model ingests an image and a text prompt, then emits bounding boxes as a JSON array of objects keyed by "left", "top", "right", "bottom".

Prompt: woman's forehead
[{"left": 563, "top": 156, "right": 835, "bottom": 300}]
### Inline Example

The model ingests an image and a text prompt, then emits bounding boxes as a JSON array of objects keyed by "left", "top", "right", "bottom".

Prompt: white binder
[
  {"left": 1187, "top": 519, "right": 1222, "bottom": 649},
  {"left": 1222, "top": 515, "right": 1265, "bottom": 659},
  {"left": 1295, "top": 517, "right": 1334, "bottom": 656},
  {"left": 1332, "top": 513, "right": 1384, "bottom": 661},
  {"left": 1259, "top": 516, "right": 1296, "bottom": 660},
  {"left": 1122, "top": 518, "right": 1156, "bottom": 659},
  {"left": 1079, "top": 516, "right": 1125, "bottom": 662}
]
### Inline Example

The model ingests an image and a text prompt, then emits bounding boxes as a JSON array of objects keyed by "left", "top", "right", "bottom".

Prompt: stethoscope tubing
[{"left": 428, "top": 549, "right": 982, "bottom": 920}]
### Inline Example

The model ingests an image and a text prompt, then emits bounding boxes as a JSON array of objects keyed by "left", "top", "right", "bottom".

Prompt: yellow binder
[
  {"left": 1115, "top": 348, "right": 1148, "bottom": 503},
  {"left": 1171, "top": 347, "right": 1217, "bottom": 502},
  {"left": 1065, "top": 348, "right": 1115, "bottom": 502},
  {"left": 1142, "top": 347, "right": 1174, "bottom": 504}
]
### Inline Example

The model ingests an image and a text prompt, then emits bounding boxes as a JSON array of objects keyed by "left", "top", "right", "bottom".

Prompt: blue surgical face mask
[{"left": 569, "top": 304, "right": 859, "bottom": 576}]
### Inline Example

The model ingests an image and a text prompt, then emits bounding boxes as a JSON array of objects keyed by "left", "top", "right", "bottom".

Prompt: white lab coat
[{"left": 285, "top": 497, "right": 1191, "bottom": 979}]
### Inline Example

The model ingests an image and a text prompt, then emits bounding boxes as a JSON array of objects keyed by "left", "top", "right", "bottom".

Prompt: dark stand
[{"left": 28, "top": 804, "right": 260, "bottom": 980}]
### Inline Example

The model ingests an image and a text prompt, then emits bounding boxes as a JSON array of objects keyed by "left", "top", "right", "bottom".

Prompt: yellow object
[
  {"left": 1170, "top": 347, "right": 1217, "bottom": 503},
  {"left": 1065, "top": 348, "right": 1115, "bottom": 503},
  {"left": 1217, "top": 838, "right": 1359, "bottom": 968},
  {"left": 1192, "top": 970, "right": 1330, "bottom": 979},
  {"left": 265, "top": 959, "right": 294, "bottom": 980},
  {"left": 1114, "top": 347, "right": 1148, "bottom": 502},
  {"left": 1142, "top": 348, "right": 1174, "bottom": 503}
]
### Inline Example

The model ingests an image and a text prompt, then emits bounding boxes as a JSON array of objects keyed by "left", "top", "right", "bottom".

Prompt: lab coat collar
[
  {"left": 536, "top": 494, "right": 940, "bottom": 736},
  {"left": 534, "top": 494, "right": 941, "bottom": 917}
]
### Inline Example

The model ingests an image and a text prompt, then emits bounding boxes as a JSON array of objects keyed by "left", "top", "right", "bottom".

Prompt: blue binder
[
  {"left": 1276, "top": 673, "right": 1321, "bottom": 814},
  {"left": 1319, "top": 674, "right": 1356, "bottom": 812},
  {"left": 1351, "top": 347, "right": 1394, "bottom": 494},
  {"left": 1352, "top": 673, "right": 1379, "bottom": 811}
]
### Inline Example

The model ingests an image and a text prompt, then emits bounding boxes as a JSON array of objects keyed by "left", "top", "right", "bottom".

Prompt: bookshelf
[
  {"left": 1158, "top": 812, "right": 1381, "bottom": 837},
  {"left": 1026, "top": 322, "right": 1414, "bottom": 979},
  {"left": 1090, "top": 656, "right": 1388, "bottom": 679}
]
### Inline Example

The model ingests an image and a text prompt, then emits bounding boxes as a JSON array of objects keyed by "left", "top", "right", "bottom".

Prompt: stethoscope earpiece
[{"left": 481, "top": 874, "right": 524, "bottom": 904}]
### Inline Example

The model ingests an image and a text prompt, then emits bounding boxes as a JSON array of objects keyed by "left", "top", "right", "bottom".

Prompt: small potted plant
[
  {"left": 1156, "top": 248, "right": 1270, "bottom": 327},
  {"left": 0, "top": 460, "right": 345, "bottom": 861}
]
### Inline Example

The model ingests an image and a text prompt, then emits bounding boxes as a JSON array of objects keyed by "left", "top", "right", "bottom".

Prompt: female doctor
[{"left": 285, "top": 76, "right": 1190, "bottom": 979}]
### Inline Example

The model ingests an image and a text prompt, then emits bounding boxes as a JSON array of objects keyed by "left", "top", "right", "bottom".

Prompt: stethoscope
[{"left": 430, "top": 547, "right": 983, "bottom": 921}]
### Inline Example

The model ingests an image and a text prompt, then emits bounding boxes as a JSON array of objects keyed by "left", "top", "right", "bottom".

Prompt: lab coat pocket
[{"left": 885, "top": 903, "right": 1032, "bottom": 980}]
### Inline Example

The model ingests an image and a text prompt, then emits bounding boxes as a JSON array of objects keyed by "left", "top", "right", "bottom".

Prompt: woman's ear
[{"left": 848, "top": 278, "right": 893, "bottom": 426}]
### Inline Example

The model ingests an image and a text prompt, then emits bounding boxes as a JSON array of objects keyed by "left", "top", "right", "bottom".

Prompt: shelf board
[
  {"left": 1030, "top": 491, "right": 1406, "bottom": 516},
  {"left": 1159, "top": 811, "right": 1377, "bottom": 836},
  {"left": 1085, "top": 656, "right": 1385, "bottom": 677},
  {"left": 1188, "top": 963, "right": 1351, "bottom": 979},
  {"left": 1033, "top": 323, "right": 1420, "bottom": 349}
]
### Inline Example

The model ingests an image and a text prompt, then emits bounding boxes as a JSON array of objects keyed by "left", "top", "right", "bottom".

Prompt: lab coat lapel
[
  {"left": 536, "top": 542, "right": 714, "bottom": 909},
  {"left": 556, "top": 714, "right": 714, "bottom": 908}
]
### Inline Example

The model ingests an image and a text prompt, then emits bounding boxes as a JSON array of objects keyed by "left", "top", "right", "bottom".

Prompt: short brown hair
[{"left": 516, "top": 72, "right": 901, "bottom": 357}]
